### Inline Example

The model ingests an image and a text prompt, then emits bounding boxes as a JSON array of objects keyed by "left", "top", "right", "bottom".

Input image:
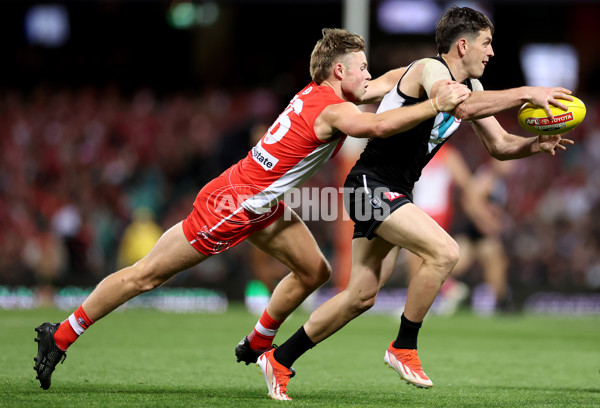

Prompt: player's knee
[
  {"left": 312, "top": 258, "right": 332, "bottom": 287},
  {"left": 129, "top": 258, "right": 164, "bottom": 294},
  {"left": 317, "top": 259, "right": 333, "bottom": 285},
  {"left": 431, "top": 238, "right": 460, "bottom": 277},
  {"left": 442, "top": 238, "right": 460, "bottom": 273},
  {"left": 300, "top": 258, "right": 331, "bottom": 289}
]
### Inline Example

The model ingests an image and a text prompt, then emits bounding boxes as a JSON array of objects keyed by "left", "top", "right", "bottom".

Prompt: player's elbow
[
  {"left": 485, "top": 144, "right": 512, "bottom": 161},
  {"left": 353, "top": 125, "right": 386, "bottom": 139},
  {"left": 453, "top": 103, "right": 477, "bottom": 120},
  {"left": 490, "top": 152, "right": 511, "bottom": 161},
  {"left": 369, "top": 121, "right": 395, "bottom": 139}
]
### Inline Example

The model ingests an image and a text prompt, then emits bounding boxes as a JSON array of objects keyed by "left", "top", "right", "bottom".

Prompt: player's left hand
[{"left": 537, "top": 133, "right": 575, "bottom": 155}]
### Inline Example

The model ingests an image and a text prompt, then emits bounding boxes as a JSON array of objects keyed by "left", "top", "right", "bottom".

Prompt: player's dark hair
[
  {"left": 435, "top": 6, "right": 494, "bottom": 55},
  {"left": 310, "top": 28, "right": 365, "bottom": 84}
]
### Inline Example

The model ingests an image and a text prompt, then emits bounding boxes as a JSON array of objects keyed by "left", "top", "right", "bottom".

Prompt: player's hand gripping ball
[{"left": 518, "top": 96, "right": 586, "bottom": 135}]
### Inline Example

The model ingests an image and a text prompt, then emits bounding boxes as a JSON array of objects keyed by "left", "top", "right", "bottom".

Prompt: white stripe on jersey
[{"left": 241, "top": 138, "right": 342, "bottom": 214}]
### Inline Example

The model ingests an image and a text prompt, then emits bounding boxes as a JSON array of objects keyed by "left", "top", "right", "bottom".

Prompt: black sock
[
  {"left": 273, "top": 326, "right": 315, "bottom": 368},
  {"left": 392, "top": 313, "right": 422, "bottom": 349}
]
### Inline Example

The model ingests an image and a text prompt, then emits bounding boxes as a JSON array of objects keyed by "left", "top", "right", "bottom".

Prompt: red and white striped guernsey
[{"left": 228, "top": 81, "right": 347, "bottom": 213}]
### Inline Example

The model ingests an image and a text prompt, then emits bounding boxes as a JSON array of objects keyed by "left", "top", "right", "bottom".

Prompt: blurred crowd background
[{"left": 1, "top": 0, "right": 599, "bottom": 311}]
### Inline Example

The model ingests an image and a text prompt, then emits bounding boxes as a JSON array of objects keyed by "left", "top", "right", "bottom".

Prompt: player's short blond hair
[{"left": 309, "top": 28, "right": 365, "bottom": 84}]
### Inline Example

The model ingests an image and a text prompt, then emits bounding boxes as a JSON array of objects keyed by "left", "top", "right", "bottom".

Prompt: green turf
[{"left": 1, "top": 305, "right": 599, "bottom": 407}]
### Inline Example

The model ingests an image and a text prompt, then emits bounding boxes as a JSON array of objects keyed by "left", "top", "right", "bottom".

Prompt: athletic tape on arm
[
  {"left": 421, "top": 59, "right": 453, "bottom": 97},
  {"left": 469, "top": 78, "right": 484, "bottom": 91}
]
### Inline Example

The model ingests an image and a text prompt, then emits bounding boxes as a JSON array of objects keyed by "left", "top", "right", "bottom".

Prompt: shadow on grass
[
  {"left": 34, "top": 383, "right": 261, "bottom": 397},
  {"left": 24, "top": 383, "right": 408, "bottom": 405},
  {"left": 16, "top": 381, "right": 599, "bottom": 408},
  {"left": 29, "top": 381, "right": 600, "bottom": 396}
]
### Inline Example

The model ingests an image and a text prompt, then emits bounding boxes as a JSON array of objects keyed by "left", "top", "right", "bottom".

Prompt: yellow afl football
[{"left": 517, "top": 96, "right": 586, "bottom": 135}]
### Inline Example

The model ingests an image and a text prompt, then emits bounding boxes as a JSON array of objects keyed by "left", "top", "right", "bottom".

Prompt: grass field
[{"left": 1, "top": 305, "right": 599, "bottom": 407}]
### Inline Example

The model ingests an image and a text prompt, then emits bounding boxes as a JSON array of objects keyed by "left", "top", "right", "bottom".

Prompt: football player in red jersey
[{"left": 33, "top": 28, "right": 470, "bottom": 391}]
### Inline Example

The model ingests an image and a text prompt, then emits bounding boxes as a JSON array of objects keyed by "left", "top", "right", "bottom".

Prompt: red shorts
[{"left": 182, "top": 173, "right": 285, "bottom": 256}]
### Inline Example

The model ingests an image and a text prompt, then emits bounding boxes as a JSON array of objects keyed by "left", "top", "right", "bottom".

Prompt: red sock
[
  {"left": 54, "top": 305, "right": 94, "bottom": 351},
  {"left": 247, "top": 309, "right": 282, "bottom": 351}
]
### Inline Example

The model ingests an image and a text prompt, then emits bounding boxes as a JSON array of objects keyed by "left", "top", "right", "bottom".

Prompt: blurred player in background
[
  {"left": 257, "top": 6, "right": 574, "bottom": 400},
  {"left": 452, "top": 159, "right": 514, "bottom": 314},
  {"left": 408, "top": 145, "right": 513, "bottom": 316},
  {"left": 33, "top": 28, "right": 469, "bottom": 390},
  {"left": 406, "top": 143, "right": 500, "bottom": 315}
]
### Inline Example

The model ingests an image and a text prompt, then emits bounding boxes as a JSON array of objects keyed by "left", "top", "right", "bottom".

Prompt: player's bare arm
[
  {"left": 470, "top": 115, "right": 574, "bottom": 160},
  {"left": 417, "top": 58, "right": 453, "bottom": 98},
  {"left": 418, "top": 58, "right": 573, "bottom": 120},
  {"left": 412, "top": 58, "right": 472, "bottom": 111},
  {"left": 455, "top": 86, "right": 573, "bottom": 120},
  {"left": 361, "top": 67, "right": 407, "bottom": 104},
  {"left": 315, "top": 81, "right": 469, "bottom": 141},
  {"left": 315, "top": 101, "right": 436, "bottom": 140}
]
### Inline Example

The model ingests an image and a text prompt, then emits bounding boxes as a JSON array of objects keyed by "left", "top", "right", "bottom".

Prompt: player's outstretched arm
[
  {"left": 318, "top": 81, "right": 469, "bottom": 140},
  {"left": 470, "top": 115, "right": 574, "bottom": 160},
  {"left": 455, "top": 86, "right": 573, "bottom": 121}
]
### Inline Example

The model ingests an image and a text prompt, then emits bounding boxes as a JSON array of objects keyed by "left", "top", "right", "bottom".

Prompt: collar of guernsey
[{"left": 237, "top": 81, "right": 348, "bottom": 214}]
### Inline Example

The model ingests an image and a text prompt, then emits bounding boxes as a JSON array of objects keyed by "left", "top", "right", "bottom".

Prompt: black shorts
[
  {"left": 344, "top": 173, "right": 412, "bottom": 240},
  {"left": 458, "top": 220, "right": 485, "bottom": 241}
]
